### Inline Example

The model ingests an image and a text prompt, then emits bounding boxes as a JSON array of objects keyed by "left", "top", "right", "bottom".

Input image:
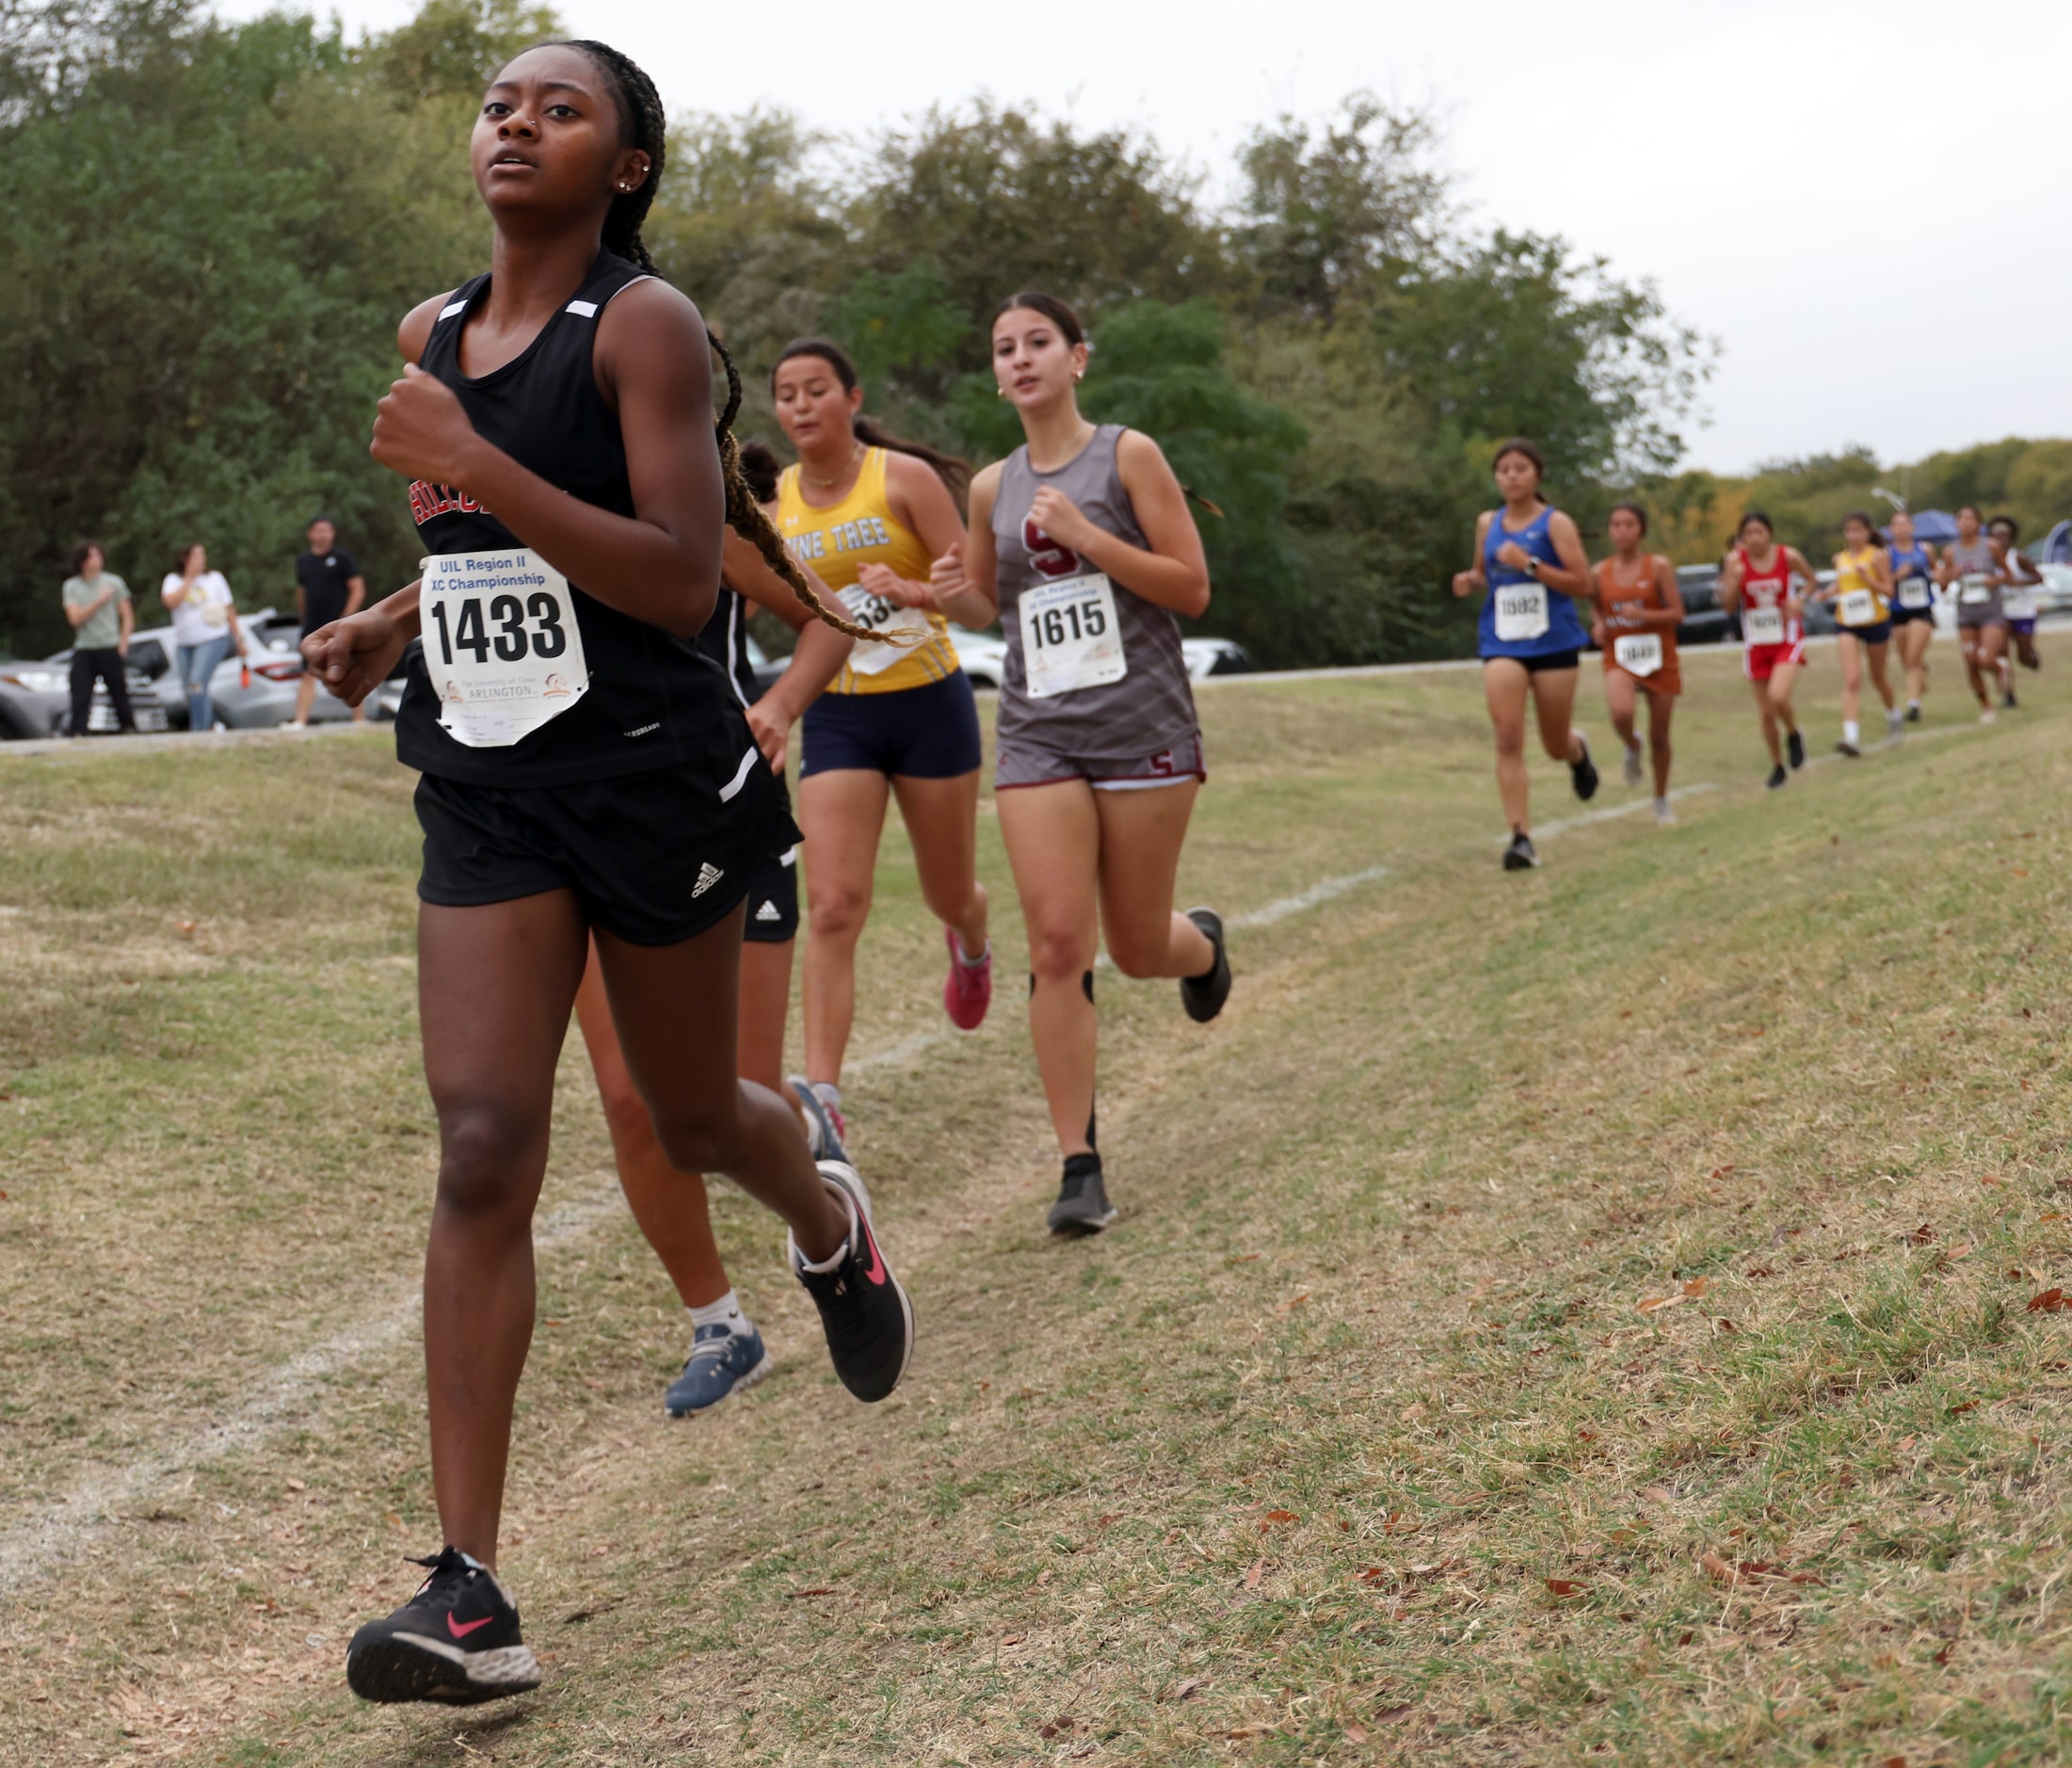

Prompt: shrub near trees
[{"left": 4, "top": 0, "right": 2056, "bottom": 667}]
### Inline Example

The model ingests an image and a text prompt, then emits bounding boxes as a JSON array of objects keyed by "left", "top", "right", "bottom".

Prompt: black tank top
[
  {"left": 695, "top": 585, "right": 758, "bottom": 711},
  {"left": 394, "top": 249, "right": 739, "bottom": 785}
]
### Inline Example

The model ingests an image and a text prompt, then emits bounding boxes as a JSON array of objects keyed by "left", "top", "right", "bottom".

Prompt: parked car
[
  {"left": 92, "top": 609, "right": 400, "bottom": 729},
  {"left": 0, "top": 652, "right": 168, "bottom": 737},
  {"left": 1182, "top": 636, "right": 1255, "bottom": 679},
  {"left": 1670, "top": 567, "right": 1737, "bottom": 648},
  {"left": 949, "top": 629, "right": 1007, "bottom": 688}
]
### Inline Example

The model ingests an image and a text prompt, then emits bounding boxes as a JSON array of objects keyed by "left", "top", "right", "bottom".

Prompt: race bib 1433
[{"left": 420, "top": 548, "right": 589, "bottom": 748}]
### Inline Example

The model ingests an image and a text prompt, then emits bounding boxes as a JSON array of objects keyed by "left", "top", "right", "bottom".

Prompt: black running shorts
[{"left": 414, "top": 755, "right": 799, "bottom": 947}]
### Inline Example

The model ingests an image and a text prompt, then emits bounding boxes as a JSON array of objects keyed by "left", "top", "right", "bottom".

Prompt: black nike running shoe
[
  {"left": 1180, "top": 907, "right": 1231, "bottom": 1023},
  {"left": 1765, "top": 764, "right": 1788, "bottom": 791},
  {"left": 1047, "top": 1152, "right": 1116, "bottom": 1236},
  {"left": 790, "top": 1162, "right": 912, "bottom": 1403},
  {"left": 1502, "top": 831, "right": 1540, "bottom": 870},
  {"left": 1569, "top": 733, "right": 1599, "bottom": 802},
  {"left": 1787, "top": 729, "right": 1806, "bottom": 770},
  {"left": 345, "top": 1547, "right": 538, "bottom": 1706},
  {"left": 1835, "top": 738, "right": 1860, "bottom": 758}
]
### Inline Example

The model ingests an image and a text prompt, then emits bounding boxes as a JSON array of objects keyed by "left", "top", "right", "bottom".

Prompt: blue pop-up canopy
[
  {"left": 1906, "top": 509, "right": 1961, "bottom": 543},
  {"left": 2043, "top": 520, "right": 2072, "bottom": 564}
]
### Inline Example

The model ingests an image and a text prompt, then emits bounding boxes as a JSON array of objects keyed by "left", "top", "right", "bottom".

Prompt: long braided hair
[{"left": 553, "top": 40, "right": 891, "bottom": 646}]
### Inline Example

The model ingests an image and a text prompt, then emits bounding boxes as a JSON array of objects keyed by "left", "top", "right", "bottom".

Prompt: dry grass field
[{"left": 4, "top": 635, "right": 2072, "bottom": 1765}]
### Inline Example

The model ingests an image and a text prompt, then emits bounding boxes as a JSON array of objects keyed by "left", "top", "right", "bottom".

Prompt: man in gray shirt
[{"left": 60, "top": 540, "right": 137, "bottom": 736}]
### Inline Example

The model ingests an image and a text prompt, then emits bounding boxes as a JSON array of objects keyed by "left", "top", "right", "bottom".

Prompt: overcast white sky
[{"left": 235, "top": 0, "right": 2070, "bottom": 474}]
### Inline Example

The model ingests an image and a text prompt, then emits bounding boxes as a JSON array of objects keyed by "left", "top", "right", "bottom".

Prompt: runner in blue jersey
[
  {"left": 1452, "top": 439, "right": 1599, "bottom": 871},
  {"left": 1885, "top": 507, "right": 1937, "bottom": 722}
]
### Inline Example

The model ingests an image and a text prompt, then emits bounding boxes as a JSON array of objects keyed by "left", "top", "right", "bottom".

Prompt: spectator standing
[
  {"left": 60, "top": 540, "right": 137, "bottom": 736},
  {"left": 290, "top": 516, "right": 367, "bottom": 727},
  {"left": 161, "top": 542, "right": 248, "bottom": 732}
]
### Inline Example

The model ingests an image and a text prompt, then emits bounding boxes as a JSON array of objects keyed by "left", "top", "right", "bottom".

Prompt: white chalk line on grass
[
  {"left": 0, "top": 853, "right": 1403, "bottom": 1596},
  {"left": 1528, "top": 782, "right": 1718, "bottom": 843}
]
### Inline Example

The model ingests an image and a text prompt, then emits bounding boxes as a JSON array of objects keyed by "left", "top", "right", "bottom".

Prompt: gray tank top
[
  {"left": 991, "top": 425, "right": 1198, "bottom": 760},
  {"left": 1949, "top": 537, "right": 2000, "bottom": 619}
]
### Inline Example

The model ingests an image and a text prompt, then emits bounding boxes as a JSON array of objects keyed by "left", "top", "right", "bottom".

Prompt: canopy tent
[
  {"left": 2042, "top": 520, "right": 2072, "bottom": 564},
  {"left": 1904, "top": 509, "right": 1962, "bottom": 543}
]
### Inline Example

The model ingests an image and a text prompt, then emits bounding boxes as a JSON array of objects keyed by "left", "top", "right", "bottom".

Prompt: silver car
[
  {"left": 0, "top": 653, "right": 169, "bottom": 737},
  {"left": 118, "top": 610, "right": 392, "bottom": 729}
]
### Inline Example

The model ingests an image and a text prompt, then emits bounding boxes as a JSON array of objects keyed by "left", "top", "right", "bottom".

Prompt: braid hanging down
[{"left": 556, "top": 39, "right": 898, "bottom": 648}]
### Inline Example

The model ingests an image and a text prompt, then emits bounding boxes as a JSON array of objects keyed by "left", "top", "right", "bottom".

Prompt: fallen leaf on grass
[
  {"left": 2028, "top": 1288, "right": 2067, "bottom": 1313},
  {"left": 783, "top": 1587, "right": 836, "bottom": 1599},
  {"left": 1683, "top": 1277, "right": 1710, "bottom": 1298},
  {"left": 1261, "top": 1510, "right": 1299, "bottom": 1526},
  {"left": 1638, "top": 1293, "right": 1687, "bottom": 1313},
  {"left": 1357, "top": 1567, "right": 1391, "bottom": 1586},
  {"left": 1576, "top": 1427, "right": 1598, "bottom": 1442},
  {"left": 2013, "top": 868, "right": 2031, "bottom": 878},
  {"left": 1948, "top": 1400, "right": 1978, "bottom": 1415},
  {"left": 1243, "top": 1558, "right": 1264, "bottom": 1591},
  {"left": 1344, "top": 1721, "right": 1370, "bottom": 1744},
  {"left": 1701, "top": 1552, "right": 1743, "bottom": 1583},
  {"left": 1277, "top": 1292, "right": 1311, "bottom": 1313},
  {"left": 1036, "top": 1715, "right": 1077, "bottom": 1739},
  {"left": 1544, "top": 1578, "right": 1586, "bottom": 1598},
  {"left": 1902, "top": 1223, "right": 1935, "bottom": 1246},
  {"left": 998, "top": 1634, "right": 1023, "bottom": 1647},
  {"left": 2041, "top": 1213, "right": 2064, "bottom": 1224},
  {"left": 1158, "top": 1679, "right": 1208, "bottom": 1704},
  {"left": 1036, "top": 1568, "right": 1052, "bottom": 1586},
  {"left": 1643, "top": 1486, "right": 1676, "bottom": 1508},
  {"left": 1375, "top": 1703, "right": 1416, "bottom": 1723}
]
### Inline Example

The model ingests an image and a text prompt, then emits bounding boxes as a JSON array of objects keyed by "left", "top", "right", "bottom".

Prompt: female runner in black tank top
[{"left": 302, "top": 41, "right": 912, "bottom": 1708}]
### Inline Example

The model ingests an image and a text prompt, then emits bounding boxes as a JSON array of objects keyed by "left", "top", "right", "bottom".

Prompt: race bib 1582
[
  {"left": 420, "top": 548, "right": 588, "bottom": 748},
  {"left": 1492, "top": 581, "right": 1550, "bottom": 642}
]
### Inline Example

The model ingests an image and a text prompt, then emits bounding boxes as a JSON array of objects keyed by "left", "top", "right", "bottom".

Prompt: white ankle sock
[
  {"left": 1843, "top": 719, "right": 1860, "bottom": 745},
  {"left": 795, "top": 1184, "right": 858, "bottom": 1275},
  {"left": 689, "top": 1290, "right": 747, "bottom": 1335},
  {"left": 954, "top": 936, "right": 990, "bottom": 967}
]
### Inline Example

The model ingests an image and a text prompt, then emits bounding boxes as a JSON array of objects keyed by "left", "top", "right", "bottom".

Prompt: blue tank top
[
  {"left": 1888, "top": 543, "right": 1932, "bottom": 584},
  {"left": 1478, "top": 505, "right": 1590, "bottom": 660}
]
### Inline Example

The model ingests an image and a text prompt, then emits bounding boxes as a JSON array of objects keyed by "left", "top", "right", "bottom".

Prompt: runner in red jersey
[{"left": 1720, "top": 510, "right": 1818, "bottom": 790}]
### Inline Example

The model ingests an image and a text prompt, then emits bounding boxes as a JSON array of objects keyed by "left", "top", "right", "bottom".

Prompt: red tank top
[{"left": 1735, "top": 545, "right": 1791, "bottom": 609}]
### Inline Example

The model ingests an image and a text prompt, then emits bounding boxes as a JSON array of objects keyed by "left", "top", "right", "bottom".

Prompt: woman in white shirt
[{"left": 161, "top": 543, "right": 248, "bottom": 732}]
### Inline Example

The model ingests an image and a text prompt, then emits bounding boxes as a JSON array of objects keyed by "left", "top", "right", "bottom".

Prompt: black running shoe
[
  {"left": 1047, "top": 1152, "right": 1116, "bottom": 1236},
  {"left": 345, "top": 1548, "right": 538, "bottom": 1706},
  {"left": 790, "top": 1162, "right": 912, "bottom": 1403},
  {"left": 2003, "top": 688, "right": 2019, "bottom": 709},
  {"left": 1787, "top": 729, "right": 1806, "bottom": 769},
  {"left": 1569, "top": 733, "right": 1599, "bottom": 802},
  {"left": 1835, "top": 738, "right": 1860, "bottom": 758},
  {"left": 1765, "top": 764, "right": 1788, "bottom": 791},
  {"left": 1502, "top": 831, "right": 1540, "bottom": 870},
  {"left": 1179, "top": 907, "right": 1230, "bottom": 1023},
  {"left": 1905, "top": 703, "right": 1923, "bottom": 723}
]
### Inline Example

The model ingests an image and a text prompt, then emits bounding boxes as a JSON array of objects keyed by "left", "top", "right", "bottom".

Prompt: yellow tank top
[
  {"left": 775, "top": 447, "right": 960, "bottom": 696},
  {"left": 1833, "top": 546, "right": 1888, "bottom": 623}
]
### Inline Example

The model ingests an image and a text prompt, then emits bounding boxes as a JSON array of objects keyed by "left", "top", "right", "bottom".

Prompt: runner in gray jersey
[
  {"left": 928, "top": 289, "right": 1232, "bottom": 1237},
  {"left": 1936, "top": 506, "right": 2007, "bottom": 723},
  {"left": 989, "top": 425, "right": 1201, "bottom": 781}
]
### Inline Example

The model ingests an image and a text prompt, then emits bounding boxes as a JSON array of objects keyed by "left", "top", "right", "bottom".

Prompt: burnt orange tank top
[{"left": 1597, "top": 555, "right": 1679, "bottom": 686}]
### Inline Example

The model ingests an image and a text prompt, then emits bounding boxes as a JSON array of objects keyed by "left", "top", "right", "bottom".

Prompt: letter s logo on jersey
[{"left": 1023, "top": 518, "right": 1080, "bottom": 579}]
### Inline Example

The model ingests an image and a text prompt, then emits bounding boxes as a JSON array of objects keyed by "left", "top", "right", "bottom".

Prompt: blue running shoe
[{"left": 665, "top": 1322, "right": 775, "bottom": 1418}]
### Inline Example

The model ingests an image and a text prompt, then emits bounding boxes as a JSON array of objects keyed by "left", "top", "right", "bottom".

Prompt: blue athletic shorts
[{"left": 800, "top": 669, "right": 982, "bottom": 780}]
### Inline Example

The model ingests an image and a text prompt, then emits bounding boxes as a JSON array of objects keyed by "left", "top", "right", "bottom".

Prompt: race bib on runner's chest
[
  {"left": 1959, "top": 574, "right": 1992, "bottom": 605},
  {"left": 420, "top": 548, "right": 588, "bottom": 748},
  {"left": 1613, "top": 632, "right": 1663, "bottom": 677},
  {"left": 1898, "top": 576, "right": 1931, "bottom": 610},
  {"left": 835, "top": 584, "right": 933, "bottom": 676},
  {"left": 1019, "top": 574, "right": 1127, "bottom": 699},
  {"left": 1743, "top": 604, "right": 1786, "bottom": 648},
  {"left": 1492, "top": 580, "right": 1550, "bottom": 642},
  {"left": 1838, "top": 589, "right": 1877, "bottom": 627}
]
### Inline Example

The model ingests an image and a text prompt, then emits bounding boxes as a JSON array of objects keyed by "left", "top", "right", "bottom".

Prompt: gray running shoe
[
  {"left": 665, "top": 1322, "right": 774, "bottom": 1418},
  {"left": 789, "top": 1076, "right": 849, "bottom": 1164},
  {"left": 1622, "top": 742, "right": 1644, "bottom": 787}
]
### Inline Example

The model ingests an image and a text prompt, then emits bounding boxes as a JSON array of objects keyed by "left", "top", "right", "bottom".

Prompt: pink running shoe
[{"left": 943, "top": 926, "right": 992, "bottom": 1031}]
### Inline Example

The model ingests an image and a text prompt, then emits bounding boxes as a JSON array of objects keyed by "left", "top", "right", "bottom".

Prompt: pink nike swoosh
[
  {"left": 447, "top": 1614, "right": 493, "bottom": 1639},
  {"left": 859, "top": 1219, "right": 889, "bottom": 1287}
]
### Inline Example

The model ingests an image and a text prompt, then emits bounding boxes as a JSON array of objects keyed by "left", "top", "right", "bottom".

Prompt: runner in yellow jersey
[
  {"left": 773, "top": 339, "right": 993, "bottom": 1144},
  {"left": 1816, "top": 511, "right": 1899, "bottom": 756}
]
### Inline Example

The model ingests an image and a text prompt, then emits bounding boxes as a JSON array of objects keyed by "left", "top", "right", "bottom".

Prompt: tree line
[{"left": 0, "top": 0, "right": 2058, "bottom": 667}]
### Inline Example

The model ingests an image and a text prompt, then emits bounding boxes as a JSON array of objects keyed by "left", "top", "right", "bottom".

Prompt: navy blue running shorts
[{"left": 799, "top": 669, "right": 983, "bottom": 780}]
